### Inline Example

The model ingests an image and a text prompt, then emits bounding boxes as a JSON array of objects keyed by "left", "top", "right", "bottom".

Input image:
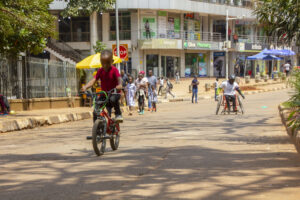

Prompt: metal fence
[{"left": 0, "top": 56, "right": 78, "bottom": 99}]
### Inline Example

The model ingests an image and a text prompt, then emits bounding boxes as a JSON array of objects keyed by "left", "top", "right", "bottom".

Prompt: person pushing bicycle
[
  {"left": 81, "top": 50, "right": 123, "bottom": 122},
  {"left": 219, "top": 75, "right": 245, "bottom": 113}
]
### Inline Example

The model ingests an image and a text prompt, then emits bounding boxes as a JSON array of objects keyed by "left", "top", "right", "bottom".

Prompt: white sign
[{"left": 49, "top": 0, "right": 68, "bottom": 10}]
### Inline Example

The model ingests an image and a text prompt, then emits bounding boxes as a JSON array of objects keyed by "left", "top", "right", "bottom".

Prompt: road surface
[{"left": 1, "top": 90, "right": 300, "bottom": 200}]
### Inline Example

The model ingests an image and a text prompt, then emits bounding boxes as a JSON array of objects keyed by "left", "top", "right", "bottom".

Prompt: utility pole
[
  {"left": 225, "top": 9, "right": 229, "bottom": 80},
  {"left": 115, "top": 0, "right": 121, "bottom": 71}
]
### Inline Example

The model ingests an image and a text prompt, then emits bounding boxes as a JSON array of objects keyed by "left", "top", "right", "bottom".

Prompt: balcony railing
[
  {"left": 140, "top": 29, "right": 222, "bottom": 42},
  {"left": 59, "top": 32, "right": 90, "bottom": 42},
  {"left": 231, "top": 35, "right": 279, "bottom": 45}
]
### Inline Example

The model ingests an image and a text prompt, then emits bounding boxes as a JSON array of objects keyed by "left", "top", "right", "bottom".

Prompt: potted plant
[
  {"left": 274, "top": 73, "right": 279, "bottom": 81},
  {"left": 255, "top": 74, "right": 261, "bottom": 83}
]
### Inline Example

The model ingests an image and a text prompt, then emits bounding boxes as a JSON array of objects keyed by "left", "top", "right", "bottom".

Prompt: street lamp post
[
  {"left": 225, "top": 9, "right": 229, "bottom": 80},
  {"left": 225, "top": 9, "right": 245, "bottom": 79},
  {"left": 115, "top": 0, "right": 121, "bottom": 71}
]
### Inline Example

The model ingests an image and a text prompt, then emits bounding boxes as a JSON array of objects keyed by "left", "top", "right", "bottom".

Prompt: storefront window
[
  {"left": 110, "top": 12, "right": 131, "bottom": 40},
  {"left": 185, "top": 53, "right": 208, "bottom": 77},
  {"left": 235, "top": 21, "right": 251, "bottom": 36},
  {"left": 161, "top": 56, "right": 180, "bottom": 78},
  {"left": 184, "top": 13, "right": 202, "bottom": 41},
  {"left": 59, "top": 16, "right": 90, "bottom": 42},
  {"left": 146, "top": 55, "right": 159, "bottom": 76}
]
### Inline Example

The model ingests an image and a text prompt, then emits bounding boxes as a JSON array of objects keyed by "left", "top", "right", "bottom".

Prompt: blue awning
[{"left": 246, "top": 49, "right": 283, "bottom": 60}]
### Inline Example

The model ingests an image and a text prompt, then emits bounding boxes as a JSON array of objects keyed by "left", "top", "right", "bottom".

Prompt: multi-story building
[{"left": 48, "top": 0, "right": 286, "bottom": 78}]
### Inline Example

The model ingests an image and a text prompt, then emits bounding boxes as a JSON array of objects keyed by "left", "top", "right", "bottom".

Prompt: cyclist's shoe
[{"left": 115, "top": 115, "right": 123, "bottom": 123}]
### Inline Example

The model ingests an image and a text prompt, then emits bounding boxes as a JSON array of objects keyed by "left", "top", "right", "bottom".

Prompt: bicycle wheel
[
  {"left": 238, "top": 96, "right": 244, "bottom": 114},
  {"left": 92, "top": 119, "right": 107, "bottom": 156},
  {"left": 216, "top": 95, "right": 223, "bottom": 115},
  {"left": 110, "top": 124, "right": 120, "bottom": 150}
]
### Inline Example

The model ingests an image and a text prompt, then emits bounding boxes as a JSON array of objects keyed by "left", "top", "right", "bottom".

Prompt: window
[
  {"left": 59, "top": 16, "right": 90, "bottom": 42},
  {"left": 110, "top": 12, "right": 131, "bottom": 40}
]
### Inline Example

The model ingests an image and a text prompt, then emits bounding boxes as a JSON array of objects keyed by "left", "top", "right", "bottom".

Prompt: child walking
[
  {"left": 125, "top": 76, "right": 136, "bottom": 115},
  {"left": 150, "top": 85, "right": 158, "bottom": 112}
]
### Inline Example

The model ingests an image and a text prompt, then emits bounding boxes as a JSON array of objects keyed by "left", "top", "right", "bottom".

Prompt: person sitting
[
  {"left": 219, "top": 75, "right": 245, "bottom": 113},
  {"left": 0, "top": 94, "right": 10, "bottom": 115}
]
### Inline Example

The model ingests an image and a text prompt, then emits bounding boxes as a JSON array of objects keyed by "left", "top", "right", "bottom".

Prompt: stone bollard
[
  {"left": 245, "top": 76, "right": 250, "bottom": 84},
  {"left": 205, "top": 83, "right": 210, "bottom": 92},
  {"left": 189, "top": 85, "right": 192, "bottom": 93},
  {"left": 235, "top": 77, "right": 241, "bottom": 84},
  {"left": 274, "top": 74, "right": 279, "bottom": 81},
  {"left": 264, "top": 75, "right": 269, "bottom": 82},
  {"left": 255, "top": 75, "right": 261, "bottom": 83}
]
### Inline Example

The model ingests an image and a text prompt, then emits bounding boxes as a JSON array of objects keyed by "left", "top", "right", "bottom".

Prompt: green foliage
[
  {"left": 62, "top": 0, "right": 115, "bottom": 17},
  {"left": 254, "top": 0, "right": 300, "bottom": 45},
  {"left": 0, "top": 0, "right": 56, "bottom": 56},
  {"left": 93, "top": 41, "right": 106, "bottom": 53},
  {"left": 287, "top": 69, "right": 300, "bottom": 130}
]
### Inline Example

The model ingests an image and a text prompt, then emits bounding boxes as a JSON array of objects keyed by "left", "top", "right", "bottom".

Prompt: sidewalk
[
  {"left": 0, "top": 78, "right": 289, "bottom": 133},
  {"left": 0, "top": 107, "right": 93, "bottom": 133}
]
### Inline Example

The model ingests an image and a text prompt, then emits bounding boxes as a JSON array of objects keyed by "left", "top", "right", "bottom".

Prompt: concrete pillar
[
  {"left": 203, "top": 16, "right": 209, "bottom": 41},
  {"left": 180, "top": 51, "right": 185, "bottom": 77},
  {"left": 209, "top": 16, "right": 214, "bottom": 40},
  {"left": 181, "top": 13, "right": 184, "bottom": 39},
  {"left": 90, "top": 11, "right": 98, "bottom": 54},
  {"left": 102, "top": 13, "right": 110, "bottom": 43}
]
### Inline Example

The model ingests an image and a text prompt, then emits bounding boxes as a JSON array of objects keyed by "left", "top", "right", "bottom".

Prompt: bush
[{"left": 287, "top": 69, "right": 300, "bottom": 130}]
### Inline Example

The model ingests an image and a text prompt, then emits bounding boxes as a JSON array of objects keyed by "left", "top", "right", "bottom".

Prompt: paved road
[{"left": 1, "top": 90, "right": 300, "bottom": 200}]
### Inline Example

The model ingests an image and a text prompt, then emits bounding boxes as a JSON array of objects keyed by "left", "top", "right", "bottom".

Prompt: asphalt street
[{"left": 1, "top": 90, "right": 300, "bottom": 200}]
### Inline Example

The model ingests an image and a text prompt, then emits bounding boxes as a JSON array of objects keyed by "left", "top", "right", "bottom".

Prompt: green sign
[
  {"left": 158, "top": 11, "right": 167, "bottom": 16},
  {"left": 174, "top": 18, "right": 180, "bottom": 33},
  {"left": 197, "top": 43, "right": 211, "bottom": 48}
]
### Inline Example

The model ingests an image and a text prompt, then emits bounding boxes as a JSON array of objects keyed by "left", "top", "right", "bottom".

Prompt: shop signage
[
  {"left": 112, "top": 44, "right": 128, "bottom": 61},
  {"left": 183, "top": 41, "right": 219, "bottom": 50},
  {"left": 139, "top": 39, "right": 182, "bottom": 49},
  {"left": 244, "top": 43, "right": 268, "bottom": 51}
]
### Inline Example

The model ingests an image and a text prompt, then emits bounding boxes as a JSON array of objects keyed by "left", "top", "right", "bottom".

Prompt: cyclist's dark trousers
[
  {"left": 158, "top": 86, "right": 163, "bottom": 95},
  {"left": 106, "top": 94, "right": 121, "bottom": 117},
  {"left": 225, "top": 95, "right": 236, "bottom": 111}
]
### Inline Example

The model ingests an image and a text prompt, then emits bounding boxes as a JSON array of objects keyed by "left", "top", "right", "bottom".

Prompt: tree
[
  {"left": 254, "top": 0, "right": 300, "bottom": 45},
  {"left": 0, "top": 0, "right": 56, "bottom": 55},
  {"left": 93, "top": 41, "right": 106, "bottom": 53},
  {"left": 62, "top": 0, "right": 115, "bottom": 17}
]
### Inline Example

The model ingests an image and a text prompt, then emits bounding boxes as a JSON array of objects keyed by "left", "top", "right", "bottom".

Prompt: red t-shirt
[{"left": 95, "top": 66, "right": 120, "bottom": 92}]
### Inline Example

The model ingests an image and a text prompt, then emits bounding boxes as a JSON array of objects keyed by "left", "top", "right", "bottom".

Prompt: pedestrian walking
[
  {"left": 150, "top": 85, "right": 157, "bottom": 112},
  {"left": 0, "top": 94, "right": 10, "bottom": 115},
  {"left": 175, "top": 71, "right": 180, "bottom": 84},
  {"left": 125, "top": 76, "right": 136, "bottom": 116},
  {"left": 147, "top": 70, "right": 157, "bottom": 111},
  {"left": 135, "top": 71, "right": 148, "bottom": 115},
  {"left": 165, "top": 78, "right": 175, "bottom": 99},
  {"left": 215, "top": 78, "right": 219, "bottom": 101},
  {"left": 158, "top": 77, "right": 164, "bottom": 96},
  {"left": 284, "top": 61, "right": 291, "bottom": 76},
  {"left": 191, "top": 76, "right": 199, "bottom": 103}
]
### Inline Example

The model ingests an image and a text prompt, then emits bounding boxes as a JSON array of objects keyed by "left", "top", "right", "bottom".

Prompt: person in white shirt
[
  {"left": 284, "top": 62, "right": 291, "bottom": 76},
  {"left": 219, "top": 75, "right": 245, "bottom": 113},
  {"left": 158, "top": 77, "right": 164, "bottom": 95},
  {"left": 135, "top": 71, "right": 148, "bottom": 115}
]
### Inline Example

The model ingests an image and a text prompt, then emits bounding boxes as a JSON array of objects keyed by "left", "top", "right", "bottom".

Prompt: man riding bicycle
[
  {"left": 219, "top": 75, "right": 245, "bottom": 113},
  {"left": 81, "top": 50, "right": 123, "bottom": 122}
]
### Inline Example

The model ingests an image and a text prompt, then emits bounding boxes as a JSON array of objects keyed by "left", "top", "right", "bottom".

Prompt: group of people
[{"left": 122, "top": 69, "right": 175, "bottom": 116}]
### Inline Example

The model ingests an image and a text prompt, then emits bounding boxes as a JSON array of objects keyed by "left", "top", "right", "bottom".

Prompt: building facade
[{"left": 49, "top": 0, "right": 293, "bottom": 78}]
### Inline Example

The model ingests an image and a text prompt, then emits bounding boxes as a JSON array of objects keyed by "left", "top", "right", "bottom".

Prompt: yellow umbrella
[{"left": 76, "top": 53, "right": 122, "bottom": 69}]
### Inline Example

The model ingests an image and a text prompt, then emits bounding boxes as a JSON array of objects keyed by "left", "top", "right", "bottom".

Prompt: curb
[
  {"left": 0, "top": 111, "right": 93, "bottom": 133},
  {"left": 278, "top": 104, "right": 300, "bottom": 152}
]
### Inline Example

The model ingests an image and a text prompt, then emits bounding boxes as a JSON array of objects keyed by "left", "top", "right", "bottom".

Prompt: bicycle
[
  {"left": 85, "top": 89, "right": 121, "bottom": 156},
  {"left": 216, "top": 93, "right": 244, "bottom": 115}
]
